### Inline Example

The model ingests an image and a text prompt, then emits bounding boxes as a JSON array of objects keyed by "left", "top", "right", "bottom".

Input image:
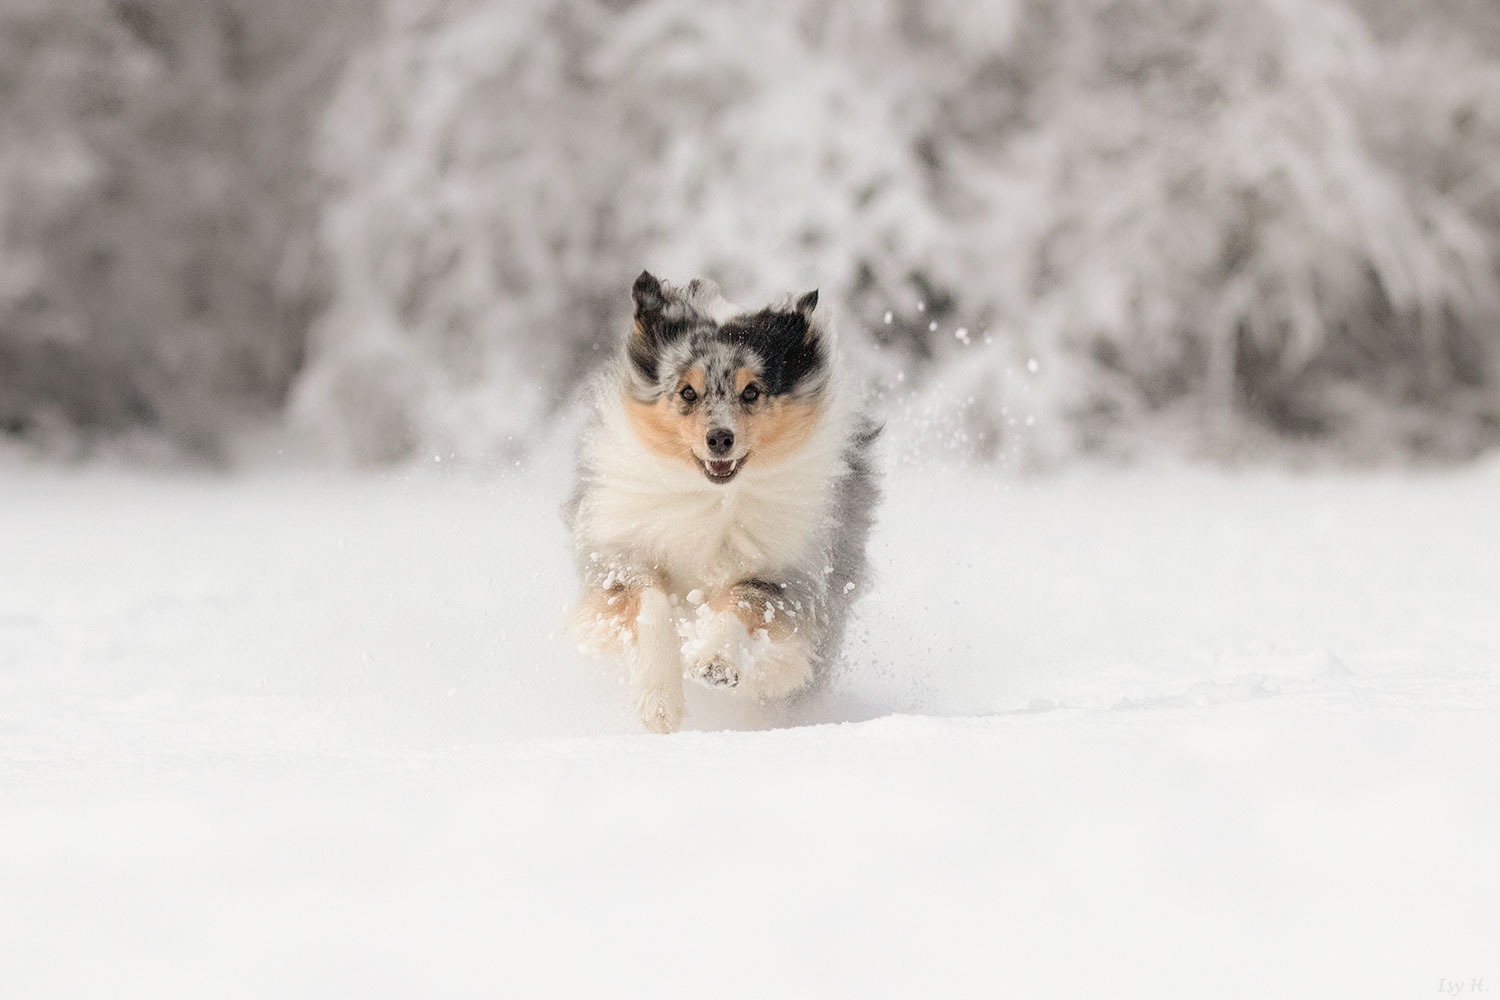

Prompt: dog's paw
[
  {"left": 681, "top": 609, "right": 749, "bottom": 692},
  {"left": 689, "top": 654, "right": 740, "bottom": 689},
  {"left": 633, "top": 682, "right": 684, "bottom": 734}
]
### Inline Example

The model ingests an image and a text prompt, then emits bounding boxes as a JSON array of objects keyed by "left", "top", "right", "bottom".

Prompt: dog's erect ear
[
  {"left": 632, "top": 271, "right": 666, "bottom": 316},
  {"left": 626, "top": 270, "right": 675, "bottom": 392},
  {"left": 795, "top": 289, "right": 819, "bottom": 317}
]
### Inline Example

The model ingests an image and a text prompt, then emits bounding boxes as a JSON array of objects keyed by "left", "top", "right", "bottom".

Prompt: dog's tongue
[{"left": 708, "top": 459, "right": 735, "bottom": 476}]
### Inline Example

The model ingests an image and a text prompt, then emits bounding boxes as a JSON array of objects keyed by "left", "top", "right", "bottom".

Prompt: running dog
[{"left": 564, "top": 271, "right": 880, "bottom": 733}]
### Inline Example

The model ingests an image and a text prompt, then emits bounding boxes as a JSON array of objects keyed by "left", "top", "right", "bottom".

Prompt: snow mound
[{"left": 2, "top": 457, "right": 1497, "bottom": 996}]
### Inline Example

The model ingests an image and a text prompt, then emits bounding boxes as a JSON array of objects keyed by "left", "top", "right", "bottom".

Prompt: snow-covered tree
[
  {"left": 296, "top": 0, "right": 1500, "bottom": 465},
  {"left": 6, "top": 0, "right": 1497, "bottom": 464},
  {"left": 0, "top": 0, "right": 371, "bottom": 456}
]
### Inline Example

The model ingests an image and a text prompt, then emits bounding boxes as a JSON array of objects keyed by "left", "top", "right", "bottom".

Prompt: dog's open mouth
[{"left": 698, "top": 456, "right": 745, "bottom": 483}]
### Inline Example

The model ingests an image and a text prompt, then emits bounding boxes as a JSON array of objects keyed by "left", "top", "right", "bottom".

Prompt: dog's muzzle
[{"left": 699, "top": 456, "right": 744, "bottom": 483}]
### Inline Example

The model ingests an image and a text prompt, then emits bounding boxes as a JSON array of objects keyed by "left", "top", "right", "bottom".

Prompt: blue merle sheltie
[{"left": 564, "top": 271, "right": 880, "bottom": 733}]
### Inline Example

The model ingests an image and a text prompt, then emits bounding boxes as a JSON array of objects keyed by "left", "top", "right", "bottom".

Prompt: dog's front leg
[
  {"left": 566, "top": 568, "right": 685, "bottom": 733},
  {"left": 629, "top": 585, "right": 686, "bottom": 733},
  {"left": 686, "top": 579, "right": 817, "bottom": 700}
]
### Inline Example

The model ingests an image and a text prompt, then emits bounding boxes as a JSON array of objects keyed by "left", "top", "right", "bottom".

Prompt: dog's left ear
[
  {"left": 633, "top": 270, "right": 667, "bottom": 317},
  {"left": 794, "top": 289, "right": 827, "bottom": 348}
]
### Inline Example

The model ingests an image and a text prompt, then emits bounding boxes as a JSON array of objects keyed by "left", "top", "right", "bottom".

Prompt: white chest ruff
[{"left": 580, "top": 403, "right": 845, "bottom": 593}]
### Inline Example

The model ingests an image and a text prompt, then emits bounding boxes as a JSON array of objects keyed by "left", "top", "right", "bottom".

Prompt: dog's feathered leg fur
[
  {"left": 631, "top": 586, "right": 685, "bottom": 734},
  {"left": 685, "top": 574, "right": 824, "bottom": 700},
  {"left": 566, "top": 559, "right": 687, "bottom": 732}
]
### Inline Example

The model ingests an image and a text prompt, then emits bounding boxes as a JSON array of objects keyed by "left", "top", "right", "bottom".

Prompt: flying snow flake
[
  {"left": 1026, "top": 358, "right": 1040, "bottom": 374},
  {"left": 883, "top": 311, "right": 893, "bottom": 324},
  {"left": 954, "top": 327, "right": 971, "bottom": 345}
]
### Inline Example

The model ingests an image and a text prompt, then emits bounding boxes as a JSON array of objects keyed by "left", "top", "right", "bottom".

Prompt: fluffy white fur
[
  {"left": 570, "top": 375, "right": 857, "bottom": 727},
  {"left": 576, "top": 375, "right": 855, "bottom": 597}
]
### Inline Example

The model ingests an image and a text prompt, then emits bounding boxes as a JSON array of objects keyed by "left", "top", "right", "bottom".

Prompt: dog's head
[{"left": 621, "top": 270, "right": 832, "bottom": 485}]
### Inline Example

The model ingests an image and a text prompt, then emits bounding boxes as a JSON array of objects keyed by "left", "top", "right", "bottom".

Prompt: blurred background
[{"left": 3, "top": 0, "right": 1498, "bottom": 470}]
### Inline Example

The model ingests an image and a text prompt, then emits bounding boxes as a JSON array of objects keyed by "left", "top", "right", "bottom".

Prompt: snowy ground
[{"left": 2, "top": 452, "right": 1497, "bottom": 998}]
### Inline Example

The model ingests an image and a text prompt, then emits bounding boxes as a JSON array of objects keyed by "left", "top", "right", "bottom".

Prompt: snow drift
[{"left": 2, "top": 455, "right": 1498, "bottom": 996}]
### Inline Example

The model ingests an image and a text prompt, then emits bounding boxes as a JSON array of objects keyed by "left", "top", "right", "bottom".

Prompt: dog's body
[{"left": 564, "top": 272, "right": 879, "bottom": 733}]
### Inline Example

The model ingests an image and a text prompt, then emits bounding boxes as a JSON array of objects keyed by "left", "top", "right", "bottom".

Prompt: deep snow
[{"left": 2, "top": 454, "right": 1497, "bottom": 997}]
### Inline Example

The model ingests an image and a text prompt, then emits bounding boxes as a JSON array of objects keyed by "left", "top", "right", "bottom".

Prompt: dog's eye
[
  {"left": 740, "top": 384, "right": 761, "bottom": 405},
  {"left": 679, "top": 385, "right": 698, "bottom": 403}
]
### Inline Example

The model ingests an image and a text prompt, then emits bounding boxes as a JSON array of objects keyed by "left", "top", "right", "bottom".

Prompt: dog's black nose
[{"left": 706, "top": 427, "right": 735, "bottom": 456}]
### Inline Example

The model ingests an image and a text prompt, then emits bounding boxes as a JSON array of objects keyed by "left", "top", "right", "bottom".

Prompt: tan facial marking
[
  {"left": 623, "top": 365, "right": 821, "bottom": 473},
  {"left": 739, "top": 397, "right": 822, "bottom": 466},
  {"left": 623, "top": 391, "right": 711, "bottom": 469}
]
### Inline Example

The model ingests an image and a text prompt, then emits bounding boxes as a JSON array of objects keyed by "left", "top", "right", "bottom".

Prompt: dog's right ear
[
  {"left": 632, "top": 270, "right": 666, "bottom": 317},
  {"left": 627, "top": 271, "right": 671, "bottom": 391}
]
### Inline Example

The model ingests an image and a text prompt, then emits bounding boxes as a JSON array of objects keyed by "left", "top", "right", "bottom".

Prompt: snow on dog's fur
[{"left": 564, "top": 271, "right": 880, "bottom": 733}]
